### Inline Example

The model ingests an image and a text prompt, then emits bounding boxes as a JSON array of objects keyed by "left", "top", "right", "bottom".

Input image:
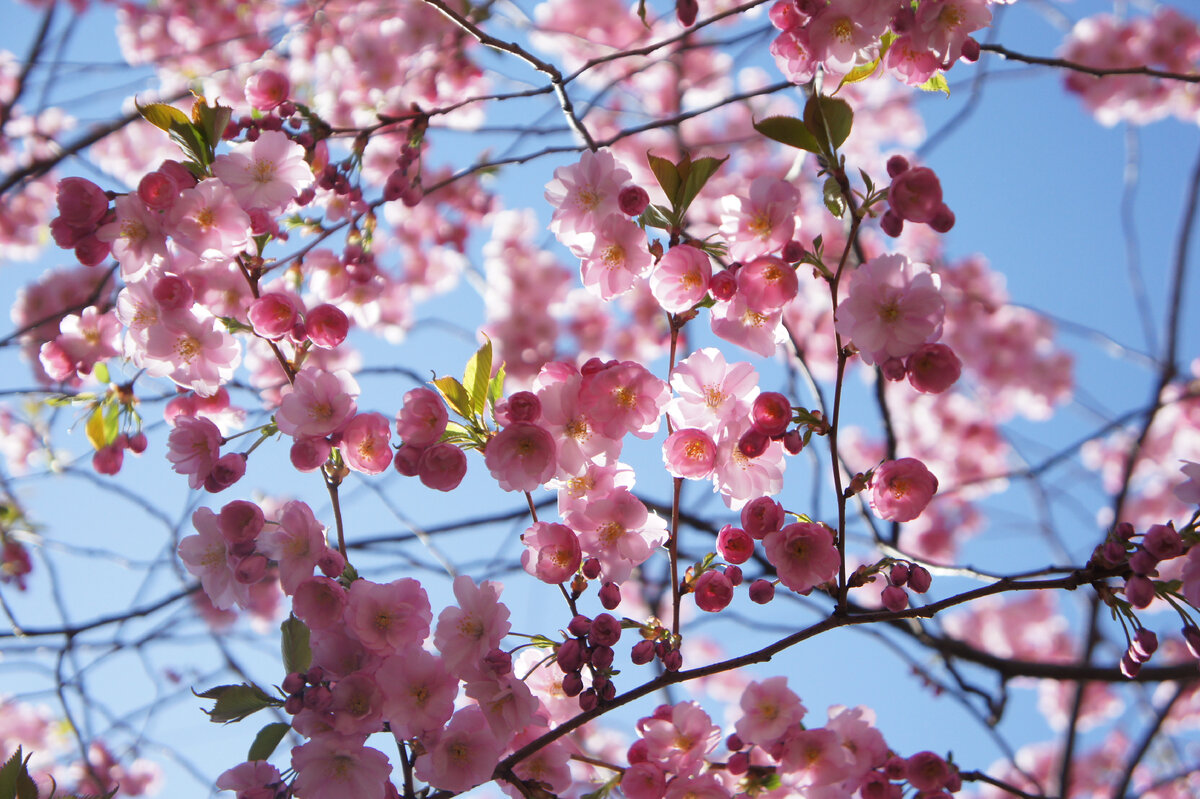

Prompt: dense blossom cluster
[{"left": 2, "top": 0, "right": 1200, "bottom": 797}]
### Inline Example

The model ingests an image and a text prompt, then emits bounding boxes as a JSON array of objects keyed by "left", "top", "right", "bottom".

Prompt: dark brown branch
[{"left": 981, "top": 43, "right": 1200, "bottom": 83}]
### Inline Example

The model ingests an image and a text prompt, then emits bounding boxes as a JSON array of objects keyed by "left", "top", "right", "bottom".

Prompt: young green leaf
[
  {"left": 803, "top": 94, "right": 853, "bottom": 154},
  {"left": 638, "top": 204, "right": 675, "bottom": 231},
  {"left": 463, "top": 337, "right": 493, "bottom": 418},
  {"left": 85, "top": 404, "right": 107, "bottom": 451},
  {"left": 93, "top": 362, "right": 110, "bottom": 385},
  {"left": 822, "top": 177, "right": 847, "bottom": 218},
  {"left": 489, "top": 362, "right": 507, "bottom": 408},
  {"left": 281, "top": 614, "right": 312, "bottom": 675},
  {"left": 432, "top": 376, "right": 472, "bottom": 419},
  {"left": 647, "top": 153, "right": 681, "bottom": 208},
  {"left": 136, "top": 101, "right": 191, "bottom": 133},
  {"left": 677, "top": 155, "right": 728, "bottom": 218},
  {"left": 194, "top": 683, "right": 282, "bottom": 724},
  {"left": 917, "top": 73, "right": 951, "bottom": 96},
  {"left": 752, "top": 116, "right": 822, "bottom": 154},
  {"left": 0, "top": 747, "right": 39, "bottom": 799},
  {"left": 192, "top": 97, "right": 233, "bottom": 150},
  {"left": 103, "top": 401, "right": 120, "bottom": 448},
  {"left": 248, "top": 721, "right": 292, "bottom": 762}
]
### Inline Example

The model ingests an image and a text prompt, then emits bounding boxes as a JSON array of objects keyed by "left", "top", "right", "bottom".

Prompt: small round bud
[
  {"left": 889, "top": 563, "right": 910, "bottom": 586},
  {"left": 567, "top": 614, "right": 592, "bottom": 637},
  {"left": 880, "top": 584, "right": 908, "bottom": 612},
  {"left": 599, "top": 581, "right": 621, "bottom": 610},
  {"left": 960, "top": 37, "right": 981, "bottom": 62},
  {"left": 557, "top": 639, "right": 584, "bottom": 673},
  {"left": 908, "top": 565, "right": 932, "bottom": 593},
  {"left": 662, "top": 648, "right": 683, "bottom": 671},
  {"left": 589, "top": 613, "right": 622, "bottom": 647},
  {"left": 582, "top": 558, "right": 602, "bottom": 580},
  {"left": 578, "top": 687, "right": 598, "bottom": 711},
  {"left": 725, "top": 565, "right": 743, "bottom": 586},
  {"left": 618, "top": 185, "right": 650, "bottom": 216},
  {"left": 727, "top": 752, "right": 750, "bottom": 775},
  {"left": 880, "top": 210, "right": 904, "bottom": 238},
  {"left": 749, "top": 579, "right": 775, "bottom": 604},
  {"left": 783, "top": 429, "right": 804, "bottom": 454},
  {"left": 929, "top": 204, "right": 956, "bottom": 233},
  {"left": 709, "top": 270, "right": 737, "bottom": 301},
  {"left": 1124, "top": 575, "right": 1155, "bottom": 609},
  {"left": 590, "top": 645, "right": 615, "bottom": 671},
  {"left": 751, "top": 392, "right": 792, "bottom": 437},
  {"left": 282, "top": 672, "right": 306, "bottom": 694},
  {"left": 738, "top": 428, "right": 769, "bottom": 459},
  {"left": 562, "top": 671, "right": 584, "bottom": 697},
  {"left": 886, "top": 155, "right": 910, "bottom": 178},
  {"left": 631, "top": 640, "right": 656, "bottom": 665},
  {"left": 781, "top": 240, "right": 805, "bottom": 262}
]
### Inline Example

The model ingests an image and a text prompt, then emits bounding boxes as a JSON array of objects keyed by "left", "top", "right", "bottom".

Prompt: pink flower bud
[
  {"left": 234, "top": 553, "right": 268, "bottom": 584},
  {"left": 741, "top": 496, "right": 784, "bottom": 539},
  {"left": 582, "top": 558, "right": 602, "bottom": 580},
  {"left": 417, "top": 443, "right": 467, "bottom": 491},
  {"left": 929, "top": 204, "right": 956, "bottom": 233},
  {"left": 752, "top": 392, "right": 791, "bottom": 437},
  {"left": 137, "top": 170, "right": 180, "bottom": 211},
  {"left": 204, "top": 452, "right": 246, "bottom": 492},
  {"left": 282, "top": 672, "right": 306, "bottom": 694},
  {"left": 590, "top": 645, "right": 615, "bottom": 671},
  {"left": 888, "top": 167, "right": 943, "bottom": 224},
  {"left": 749, "top": 579, "right": 775, "bottom": 604},
  {"left": 152, "top": 273, "right": 195, "bottom": 311},
  {"left": 908, "top": 564, "right": 932, "bottom": 593},
  {"left": 879, "top": 357, "right": 907, "bottom": 382},
  {"left": 498, "top": 391, "right": 541, "bottom": 424},
  {"left": 1124, "top": 575, "right": 1155, "bottom": 609},
  {"left": 906, "top": 751, "right": 950, "bottom": 792},
  {"left": 676, "top": 0, "right": 698, "bottom": 26},
  {"left": 485, "top": 648, "right": 513, "bottom": 676},
  {"left": 906, "top": 343, "right": 962, "bottom": 394},
  {"left": 886, "top": 155, "right": 910, "bottom": 178},
  {"left": 598, "top": 582, "right": 621, "bottom": 611},
  {"left": 880, "top": 209, "right": 904, "bottom": 238},
  {"left": 737, "top": 428, "right": 769, "bottom": 459},
  {"left": 709, "top": 270, "right": 737, "bottom": 301},
  {"left": 717, "top": 525, "right": 754, "bottom": 564},
  {"left": 127, "top": 431, "right": 148, "bottom": 454},
  {"left": 881, "top": 584, "right": 908, "bottom": 612},
  {"left": 568, "top": 615, "right": 592, "bottom": 637},
  {"left": 1120, "top": 651, "right": 1141, "bottom": 679},
  {"left": 781, "top": 240, "right": 805, "bottom": 262},
  {"left": 245, "top": 69, "right": 291, "bottom": 112},
  {"left": 290, "top": 437, "right": 331, "bottom": 472},
  {"left": 396, "top": 387, "right": 448, "bottom": 447},
  {"left": 662, "top": 648, "right": 683, "bottom": 671},
  {"left": 56, "top": 177, "right": 109, "bottom": 229},
  {"left": 578, "top": 687, "right": 599, "bottom": 711},
  {"left": 249, "top": 292, "right": 300, "bottom": 340},
  {"left": 317, "top": 549, "right": 345, "bottom": 578},
  {"left": 92, "top": 443, "right": 124, "bottom": 475},
  {"left": 589, "top": 612, "right": 622, "bottom": 646},
  {"left": 618, "top": 185, "right": 650, "bottom": 216},
  {"left": 783, "top": 429, "right": 804, "bottom": 454},
  {"left": 1129, "top": 547, "right": 1158, "bottom": 576},
  {"left": 631, "top": 640, "right": 655, "bottom": 665},
  {"left": 1142, "top": 524, "right": 1184, "bottom": 560},
  {"left": 557, "top": 639, "right": 584, "bottom": 673},
  {"left": 561, "top": 671, "right": 583, "bottom": 697},
  {"left": 727, "top": 752, "right": 750, "bottom": 775},
  {"left": 305, "top": 304, "right": 349, "bottom": 349},
  {"left": 392, "top": 443, "right": 424, "bottom": 476},
  {"left": 1131, "top": 628, "right": 1158, "bottom": 662},
  {"left": 960, "top": 37, "right": 981, "bottom": 62},
  {"left": 219, "top": 500, "right": 265, "bottom": 545},
  {"left": 694, "top": 570, "right": 734, "bottom": 612}
]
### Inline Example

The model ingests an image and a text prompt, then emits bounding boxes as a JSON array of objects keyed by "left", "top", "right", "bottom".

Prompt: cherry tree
[{"left": 0, "top": 0, "right": 1198, "bottom": 797}]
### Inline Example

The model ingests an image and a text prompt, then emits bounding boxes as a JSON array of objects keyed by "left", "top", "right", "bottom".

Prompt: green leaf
[
  {"left": 192, "top": 97, "right": 233, "bottom": 150},
  {"left": 93, "top": 362, "right": 110, "bottom": 384},
  {"left": 195, "top": 683, "right": 282, "bottom": 724},
  {"left": 838, "top": 57, "right": 882, "bottom": 88},
  {"left": 753, "top": 115, "right": 822, "bottom": 154},
  {"left": 638, "top": 204, "right": 675, "bottom": 231},
  {"left": 432, "top": 376, "right": 472, "bottom": 419},
  {"left": 136, "top": 101, "right": 191, "bottom": 133},
  {"left": 85, "top": 404, "right": 107, "bottom": 451},
  {"left": 803, "top": 94, "right": 853, "bottom": 154},
  {"left": 646, "top": 153, "right": 681, "bottom": 208},
  {"left": 676, "top": 155, "right": 728, "bottom": 218},
  {"left": 0, "top": 747, "right": 39, "bottom": 799},
  {"left": 168, "top": 123, "right": 210, "bottom": 168},
  {"left": 248, "top": 721, "right": 291, "bottom": 762},
  {"left": 489, "top": 362, "right": 506, "bottom": 408},
  {"left": 103, "top": 401, "right": 120, "bottom": 447},
  {"left": 462, "top": 337, "right": 493, "bottom": 418},
  {"left": 281, "top": 614, "right": 312, "bottom": 675},
  {"left": 822, "top": 177, "right": 846, "bottom": 218},
  {"left": 917, "top": 73, "right": 951, "bottom": 96}
]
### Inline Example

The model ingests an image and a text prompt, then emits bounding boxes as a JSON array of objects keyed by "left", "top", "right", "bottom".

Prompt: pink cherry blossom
[
  {"left": 434, "top": 575, "right": 511, "bottom": 680},
  {"left": 870, "top": 458, "right": 939, "bottom": 523},
  {"left": 395, "top": 387, "right": 448, "bottom": 446},
  {"left": 779, "top": 727, "right": 851, "bottom": 787},
  {"left": 578, "top": 214, "right": 653, "bottom": 300},
  {"left": 414, "top": 706, "right": 504, "bottom": 793},
  {"left": 376, "top": 648, "right": 457, "bottom": 738},
  {"left": 650, "top": 244, "right": 712, "bottom": 313},
  {"left": 572, "top": 487, "right": 668, "bottom": 583},
  {"left": 662, "top": 428, "right": 718, "bottom": 480},
  {"left": 737, "top": 256, "right": 799, "bottom": 314},
  {"left": 96, "top": 194, "right": 168, "bottom": 282},
  {"left": 545, "top": 149, "right": 633, "bottom": 243},
  {"left": 667, "top": 348, "right": 759, "bottom": 435},
  {"left": 1175, "top": 460, "right": 1200, "bottom": 505},
  {"left": 710, "top": 293, "right": 784, "bottom": 358},
  {"left": 166, "top": 414, "right": 222, "bottom": 489},
  {"left": 763, "top": 522, "right": 839, "bottom": 594},
  {"left": 211, "top": 130, "right": 314, "bottom": 214},
  {"left": 140, "top": 310, "right": 242, "bottom": 397},
  {"left": 178, "top": 507, "right": 248, "bottom": 610},
  {"left": 637, "top": 701, "right": 720, "bottom": 779},
  {"left": 275, "top": 368, "right": 359, "bottom": 439},
  {"left": 257, "top": 500, "right": 329, "bottom": 594},
  {"left": 293, "top": 576, "right": 347, "bottom": 629},
  {"left": 344, "top": 577, "right": 432, "bottom": 654},
  {"left": 835, "top": 253, "right": 945, "bottom": 365},
  {"left": 216, "top": 760, "right": 284, "bottom": 799},
  {"left": 521, "top": 521, "right": 582, "bottom": 584},
  {"left": 720, "top": 177, "right": 799, "bottom": 262},
  {"left": 693, "top": 570, "right": 733, "bottom": 612},
  {"left": 290, "top": 734, "right": 391, "bottom": 799},
  {"left": 484, "top": 421, "right": 557, "bottom": 492},
  {"left": 735, "top": 676, "right": 806, "bottom": 748},
  {"left": 341, "top": 412, "right": 394, "bottom": 474},
  {"left": 167, "top": 178, "right": 251, "bottom": 258}
]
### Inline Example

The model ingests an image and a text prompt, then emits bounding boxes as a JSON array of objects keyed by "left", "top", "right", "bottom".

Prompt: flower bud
[
  {"left": 598, "top": 581, "right": 621, "bottom": 610},
  {"left": 749, "top": 579, "right": 775, "bottom": 604},
  {"left": 618, "top": 185, "right": 650, "bottom": 216}
]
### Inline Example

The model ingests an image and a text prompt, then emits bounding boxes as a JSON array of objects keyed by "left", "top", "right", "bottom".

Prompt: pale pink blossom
[
  {"left": 650, "top": 244, "right": 712, "bottom": 313},
  {"left": 465, "top": 673, "right": 540, "bottom": 739},
  {"left": 711, "top": 423, "right": 786, "bottom": 510},
  {"left": 579, "top": 359, "right": 669, "bottom": 440},
  {"left": 835, "top": 253, "right": 945, "bottom": 365},
  {"left": 434, "top": 575, "right": 511, "bottom": 680},
  {"left": 578, "top": 213, "right": 653, "bottom": 300},
  {"left": 545, "top": 149, "right": 633, "bottom": 243},
  {"left": 484, "top": 421, "right": 557, "bottom": 491},
  {"left": 415, "top": 706, "right": 504, "bottom": 793},
  {"left": 521, "top": 521, "right": 582, "bottom": 584},
  {"left": 779, "top": 727, "right": 851, "bottom": 786},
  {"left": 870, "top": 458, "right": 939, "bottom": 523},
  {"left": 912, "top": 0, "right": 992, "bottom": 63},
  {"left": 395, "top": 387, "right": 448, "bottom": 446},
  {"left": 571, "top": 487, "right": 667, "bottom": 583},
  {"left": 290, "top": 734, "right": 391, "bottom": 799},
  {"left": 178, "top": 507, "right": 248, "bottom": 610},
  {"left": 216, "top": 760, "right": 284, "bottom": 798},
  {"left": 341, "top": 412, "right": 394, "bottom": 474},
  {"left": 293, "top": 576, "right": 347, "bottom": 629},
  {"left": 710, "top": 293, "right": 784, "bottom": 358},
  {"left": 275, "top": 368, "right": 359, "bottom": 439},
  {"left": 212, "top": 130, "right": 314, "bottom": 214},
  {"left": 535, "top": 363, "right": 622, "bottom": 477},
  {"left": 662, "top": 428, "right": 717, "bottom": 480},
  {"left": 763, "top": 522, "right": 839, "bottom": 594},
  {"left": 637, "top": 701, "right": 720, "bottom": 778},
  {"left": 167, "top": 178, "right": 251, "bottom": 258},
  {"left": 96, "top": 194, "right": 168, "bottom": 282},
  {"left": 166, "top": 414, "right": 222, "bottom": 489},
  {"left": 258, "top": 500, "right": 329, "bottom": 594},
  {"left": 1175, "top": 460, "right": 1200, "bottom": 505},
  {"left": 736, "top": 676, "right": 807, "bottom": 747},
  {"left": 377, "top": 648, "right": 457, "bottom": 738},
  {"left": 720, "top": 177, "right": 799, "bottom": 262},
  {"left": 737, "top": 255, "right": 799, "bottom": 313},
  {"left": 244, "top": 68, "right": 290, "bottom": 111},
  {"left": 345, "top": 577, "right": 432, "bottom": 653},
  {"left": 247, "top": 292, "right": 300, "bottom": 340},
  {"left": 667, "top": 348, "right": 759, "bottom": 435},
  {"left": 140, "top": 311, "right": 242, "bottom": 396}
]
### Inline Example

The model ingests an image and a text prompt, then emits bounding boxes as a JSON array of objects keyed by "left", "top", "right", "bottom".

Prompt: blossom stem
[{"left": 324, "top": 468, "right": 348, "bottom": 563}]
